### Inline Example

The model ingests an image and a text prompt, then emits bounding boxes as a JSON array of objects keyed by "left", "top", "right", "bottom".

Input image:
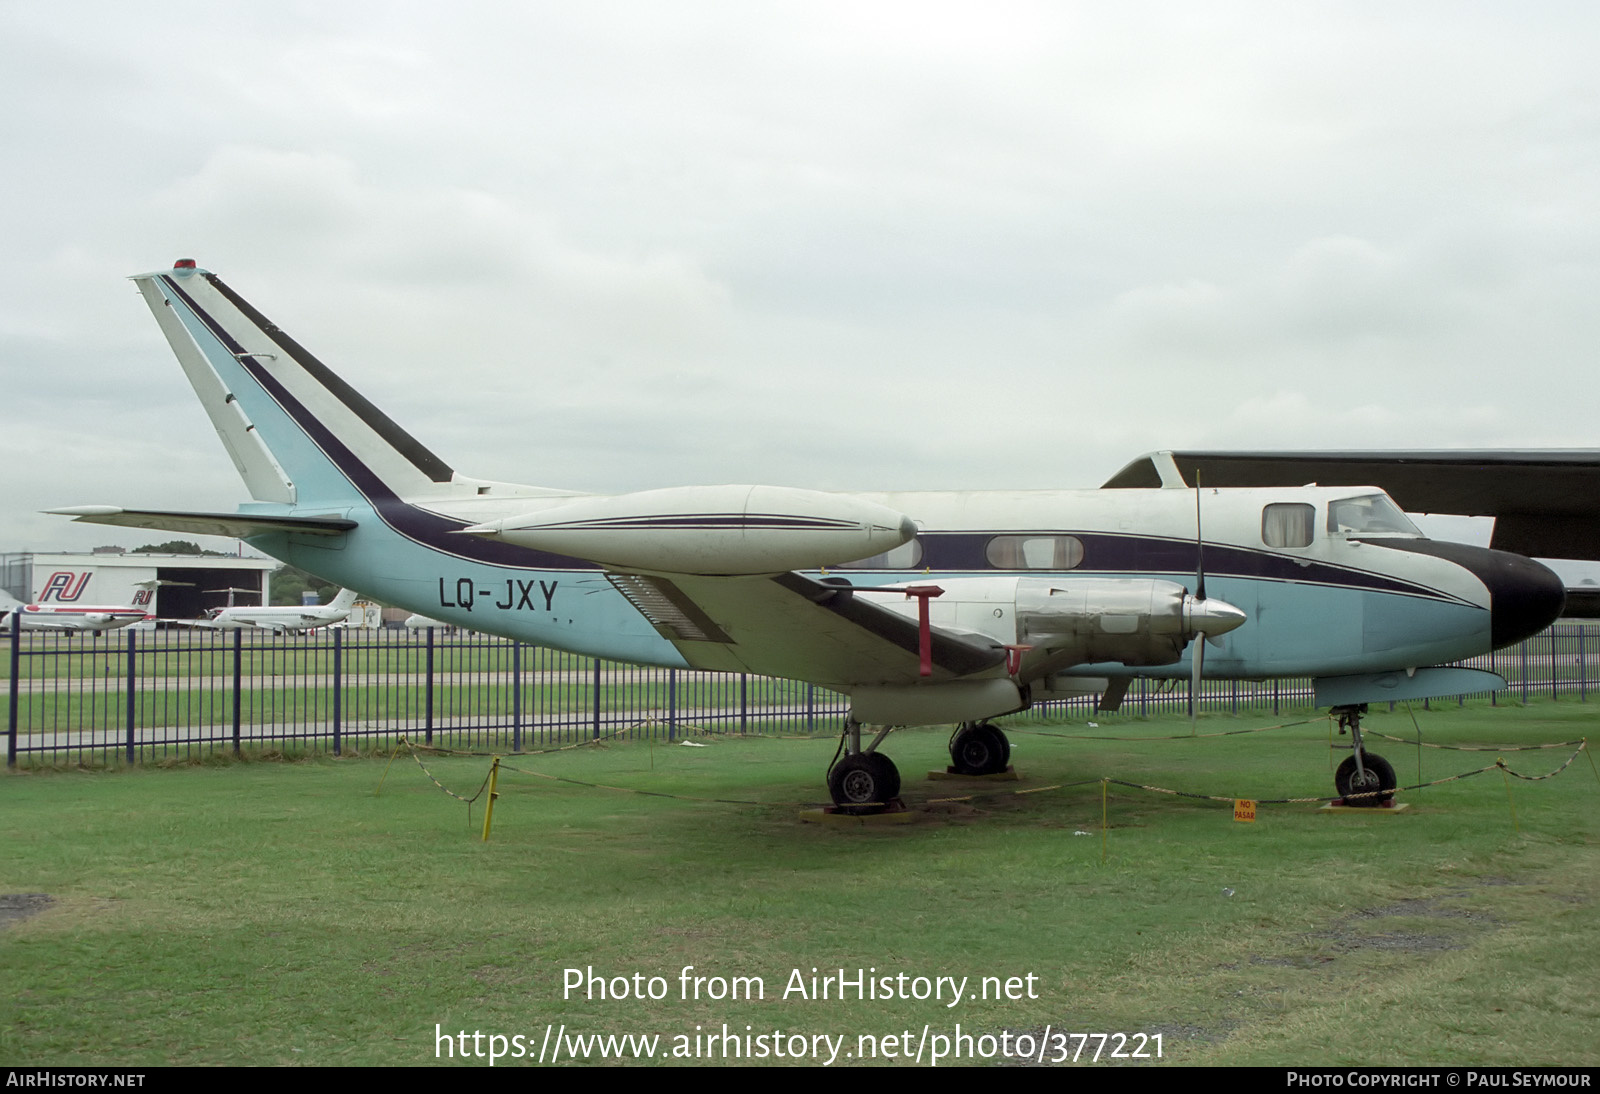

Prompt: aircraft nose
[{"left": 1485, "top": 550, "right": 1566, "bottom": 648}]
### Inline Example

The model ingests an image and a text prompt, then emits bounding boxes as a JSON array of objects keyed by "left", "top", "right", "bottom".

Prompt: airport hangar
[{"left": 1, "top": 549, "right": 280, "bottom": 620}]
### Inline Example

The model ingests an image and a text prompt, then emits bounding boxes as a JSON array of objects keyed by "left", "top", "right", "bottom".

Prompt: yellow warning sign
[{"left": 1234, "top": 799, "right": 1257, "bottom": 823}]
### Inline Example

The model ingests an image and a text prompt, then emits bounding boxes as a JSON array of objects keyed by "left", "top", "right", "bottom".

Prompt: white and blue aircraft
[{"left": 50, "top": 262, "right": 1568, "bottom": 810}]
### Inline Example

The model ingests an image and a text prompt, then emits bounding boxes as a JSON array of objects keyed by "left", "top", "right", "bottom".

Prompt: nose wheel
[{"left": 1331, "top": 704, "right": 1397, "bottom": 807}]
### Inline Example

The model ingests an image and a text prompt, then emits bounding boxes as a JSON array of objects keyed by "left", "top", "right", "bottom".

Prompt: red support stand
[{"left": 901, "top": 586, "right": 944, "bottom": 677}]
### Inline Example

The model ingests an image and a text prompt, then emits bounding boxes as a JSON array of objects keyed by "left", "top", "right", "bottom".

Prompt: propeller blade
[{"left": 1190, "top": 630, "right": 1204, "bottom": 733}]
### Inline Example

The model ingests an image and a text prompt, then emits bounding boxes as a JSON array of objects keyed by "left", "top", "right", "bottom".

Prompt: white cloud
[{"left": 4, "top": 2, "right": 1600, "bottom": 549}]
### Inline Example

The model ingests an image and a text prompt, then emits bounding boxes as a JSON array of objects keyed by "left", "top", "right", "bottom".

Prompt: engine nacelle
[
  {"left": 1016, "top": 577, "right": 1243, "bottom": 666},
  {"left": 869, "top": 575, "right": 1246, "bottom": 669}
]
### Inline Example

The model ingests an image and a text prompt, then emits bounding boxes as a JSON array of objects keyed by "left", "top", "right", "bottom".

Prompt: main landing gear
[
  {"left": 825, "top": 716, "right": 1020, "bottom": 813},
  {"left": 827, "top": 716, "right": 903, "bottom": 815},
  {"left": 947, "top": 721, "right": 1011, "bottom": 776},
  {"left": 1331, "top": 704, "right": 1397, "bottom": 807}
]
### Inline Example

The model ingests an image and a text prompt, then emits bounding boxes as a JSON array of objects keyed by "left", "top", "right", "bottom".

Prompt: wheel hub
[{"left": 841, "top": 769, "right": 877, "bottom": 803}]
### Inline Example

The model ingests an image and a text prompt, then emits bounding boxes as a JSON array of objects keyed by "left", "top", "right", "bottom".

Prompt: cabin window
[
  {"left": 836, "top": 539, "right": 924, "bottom": 570},
  {"left": 1262, "top": 503, "right": 1315, "bottom": 548},
  {"left": 1327, "top": 494, "right": 1422, "bottom": 536},
  {"left": 984, "top": 535, "right": 1085, "bottom": 570}
]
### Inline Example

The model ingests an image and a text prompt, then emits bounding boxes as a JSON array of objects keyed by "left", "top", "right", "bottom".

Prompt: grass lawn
[{"left": 1, "top": 699, "right": 1596, "bottom": 1067}]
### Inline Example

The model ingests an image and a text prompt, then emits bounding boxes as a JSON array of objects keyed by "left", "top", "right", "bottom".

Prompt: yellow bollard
[{"left": 481, "top": 757, "right": 501, "bottom": 842}]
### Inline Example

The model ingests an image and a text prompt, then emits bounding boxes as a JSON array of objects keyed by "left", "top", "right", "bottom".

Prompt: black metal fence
[{"left": 5, "top": 618, "right": 1594, "bottom": 767}]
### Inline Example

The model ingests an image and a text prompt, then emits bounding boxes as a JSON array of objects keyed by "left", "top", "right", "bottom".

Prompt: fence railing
[{"left": 4, "top": 619, "right": 1593, "bottom": 767}]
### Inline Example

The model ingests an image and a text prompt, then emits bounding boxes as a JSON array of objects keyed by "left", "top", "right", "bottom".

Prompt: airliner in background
[{"left": 1, "top": 591, "right": 149, "bottom": 634}]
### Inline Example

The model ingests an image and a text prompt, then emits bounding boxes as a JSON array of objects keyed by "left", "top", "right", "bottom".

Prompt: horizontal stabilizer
[
  {"left": 1312, "top": 666, "right": 1507, "bottom": 708},
  {"left": 46, "top": 506, "right": 356, "bottom": 539}
]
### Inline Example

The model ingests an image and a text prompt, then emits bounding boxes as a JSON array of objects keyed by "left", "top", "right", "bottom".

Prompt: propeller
[
  {"left": 1190, "top": 473, "right": 1206, "bottom": 732},
  {"left": 1181, "top": 475, "right": 1246, "bottom": 731}
]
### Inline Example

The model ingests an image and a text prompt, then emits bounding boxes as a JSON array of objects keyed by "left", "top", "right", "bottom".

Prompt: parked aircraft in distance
[
  {"left": 50, "top": 262, "right": 1571, "bottom": 811},
  {"left": 172, "top": 588, "right": 359, "bottom": 633},
  {"left": 1, "top": 591, "right": 149, "bottom": 634},
  {"left": 403, "top": 613, "right": 456, "bottom": 630}
]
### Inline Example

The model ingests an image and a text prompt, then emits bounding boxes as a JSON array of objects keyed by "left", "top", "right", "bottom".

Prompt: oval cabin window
[{"left": 984, "top": 535, "right": 1084, "bottom": 570}]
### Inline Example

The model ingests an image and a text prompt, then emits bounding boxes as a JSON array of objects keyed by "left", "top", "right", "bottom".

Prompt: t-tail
[{"left": 326, "top": 587, "right": 359, "bottom": 612}]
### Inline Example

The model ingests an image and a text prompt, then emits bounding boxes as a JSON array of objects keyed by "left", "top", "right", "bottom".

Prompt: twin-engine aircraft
[
  {"left": 173, "top": 587, "right": 359, "bottom": 633},
  {"left": 1, "top": 591, "right": 149, "bottom": 634},
  {"left": 50, "top": 262, "right": 1569, "bottom": 810}
]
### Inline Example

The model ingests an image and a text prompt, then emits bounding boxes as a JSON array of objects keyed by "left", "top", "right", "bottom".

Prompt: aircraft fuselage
[{"left": 247, "top": 480, "right": 1559, "bottom": 687}]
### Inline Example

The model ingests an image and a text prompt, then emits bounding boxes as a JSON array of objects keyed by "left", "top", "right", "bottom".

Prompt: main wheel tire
[
  {"left": 949, "top": 722, "right": 1010, "bottom": 776},
  {"left": 1335, "top": 753, "right": 1397, "bottom": 807},
  {"left": 828, "top": 753, "right": 901, "bottom": 813}
]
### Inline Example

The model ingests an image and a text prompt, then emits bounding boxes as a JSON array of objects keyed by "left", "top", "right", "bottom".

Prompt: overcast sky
[{"left": 3, "top": 2, "right": 1598, "bottom": 559}]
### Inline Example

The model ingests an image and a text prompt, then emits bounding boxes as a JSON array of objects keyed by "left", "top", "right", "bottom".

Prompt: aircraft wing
[
  {"left": 607, "top": 571, "right": 1007, "bottom": 688},
  {"left": 1103, "top": 450, "right": 1600, "bottom": 560}
]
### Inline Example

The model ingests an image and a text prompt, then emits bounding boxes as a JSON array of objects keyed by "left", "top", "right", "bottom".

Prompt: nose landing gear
[{"left": 1331, "top": 704, "right": 1397, "bottom": 807}]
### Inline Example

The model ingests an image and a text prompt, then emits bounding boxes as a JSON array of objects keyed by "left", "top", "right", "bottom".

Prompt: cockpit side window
[
  {"left": 1263, "top": 503, "right": 1315, "bottom": 548},
  {"left": 1327, "top": 494, "right": 1422, "bottom": 536}
]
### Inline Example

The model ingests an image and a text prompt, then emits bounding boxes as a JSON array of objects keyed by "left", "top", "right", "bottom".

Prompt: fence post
[
  {"left": 806, "top": 683, "right": 814, "bottom": 733},
  {"left": 512, "top": 641, "right": 523, "bottom": 752},
  {"left": 232, "top": 628, "right": 243, "bottom": 756},
  {"left": 1520, "top": 639, "right": 1529, "bottom": 704},
  {"left": 592, "top": 659, "right": 602, "bottom": 740},
  {"left": 740, "top": 674, "right": 747, "bottom": 735},
  {"left": 662, "top": 669, "right": 674, "bottom": 742},
  {"left": 1551, "top": 628, "right": 1559, "bottom": 700},
  {"left": 7, "top": 610, "right": 19, "bottom": 767},
  {"left": 332, "top": 627, "right": 342, "bottom": 756},
  {"left": 125, "top": 629, "right": 137, "bottom": 764},
  {"left": 1581, "top": 626, "right": 1587, "bottom": 702},
  {"left": 424, "top": 627, "right": 435, "bottom": 745},
  {"left": 1490, "top": 645, "right": 1498, "bottom": 706}
]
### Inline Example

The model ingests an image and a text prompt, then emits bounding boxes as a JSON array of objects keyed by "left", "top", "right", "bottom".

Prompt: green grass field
[{"left": 2, "top": 699, "right": 1596, "bottom": 1067}]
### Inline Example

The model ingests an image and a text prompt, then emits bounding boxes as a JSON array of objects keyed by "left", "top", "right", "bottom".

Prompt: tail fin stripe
[
  {"left": 161, "top": 273, "right": 394, "bottom": 501},
  {"left": 158, "top": 274, "right": 599, "bottom": 572},
  {"left": 203, "top": 273, "right": 454, "bottom": 483}
]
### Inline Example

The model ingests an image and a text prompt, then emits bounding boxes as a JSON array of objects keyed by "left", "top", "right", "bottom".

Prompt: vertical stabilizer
[{"left": 132, "top": 262, "right": 456, "bottom": 507}]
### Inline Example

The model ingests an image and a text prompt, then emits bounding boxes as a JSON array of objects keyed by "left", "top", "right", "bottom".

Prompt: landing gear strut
[
  {"left": 947, "top": 721, "right": 1011, "bottom": 776},
  {"left": 1331, "top": 704, "right": 1397, "bottom": 807},
  {"left": 827, "top": 714, "right": 902, "bottom": 814}
]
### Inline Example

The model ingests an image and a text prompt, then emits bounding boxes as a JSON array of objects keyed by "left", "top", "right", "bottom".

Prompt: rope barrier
[{"left": 382, "top": 728, "right": 1590, "bottom": 823}]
